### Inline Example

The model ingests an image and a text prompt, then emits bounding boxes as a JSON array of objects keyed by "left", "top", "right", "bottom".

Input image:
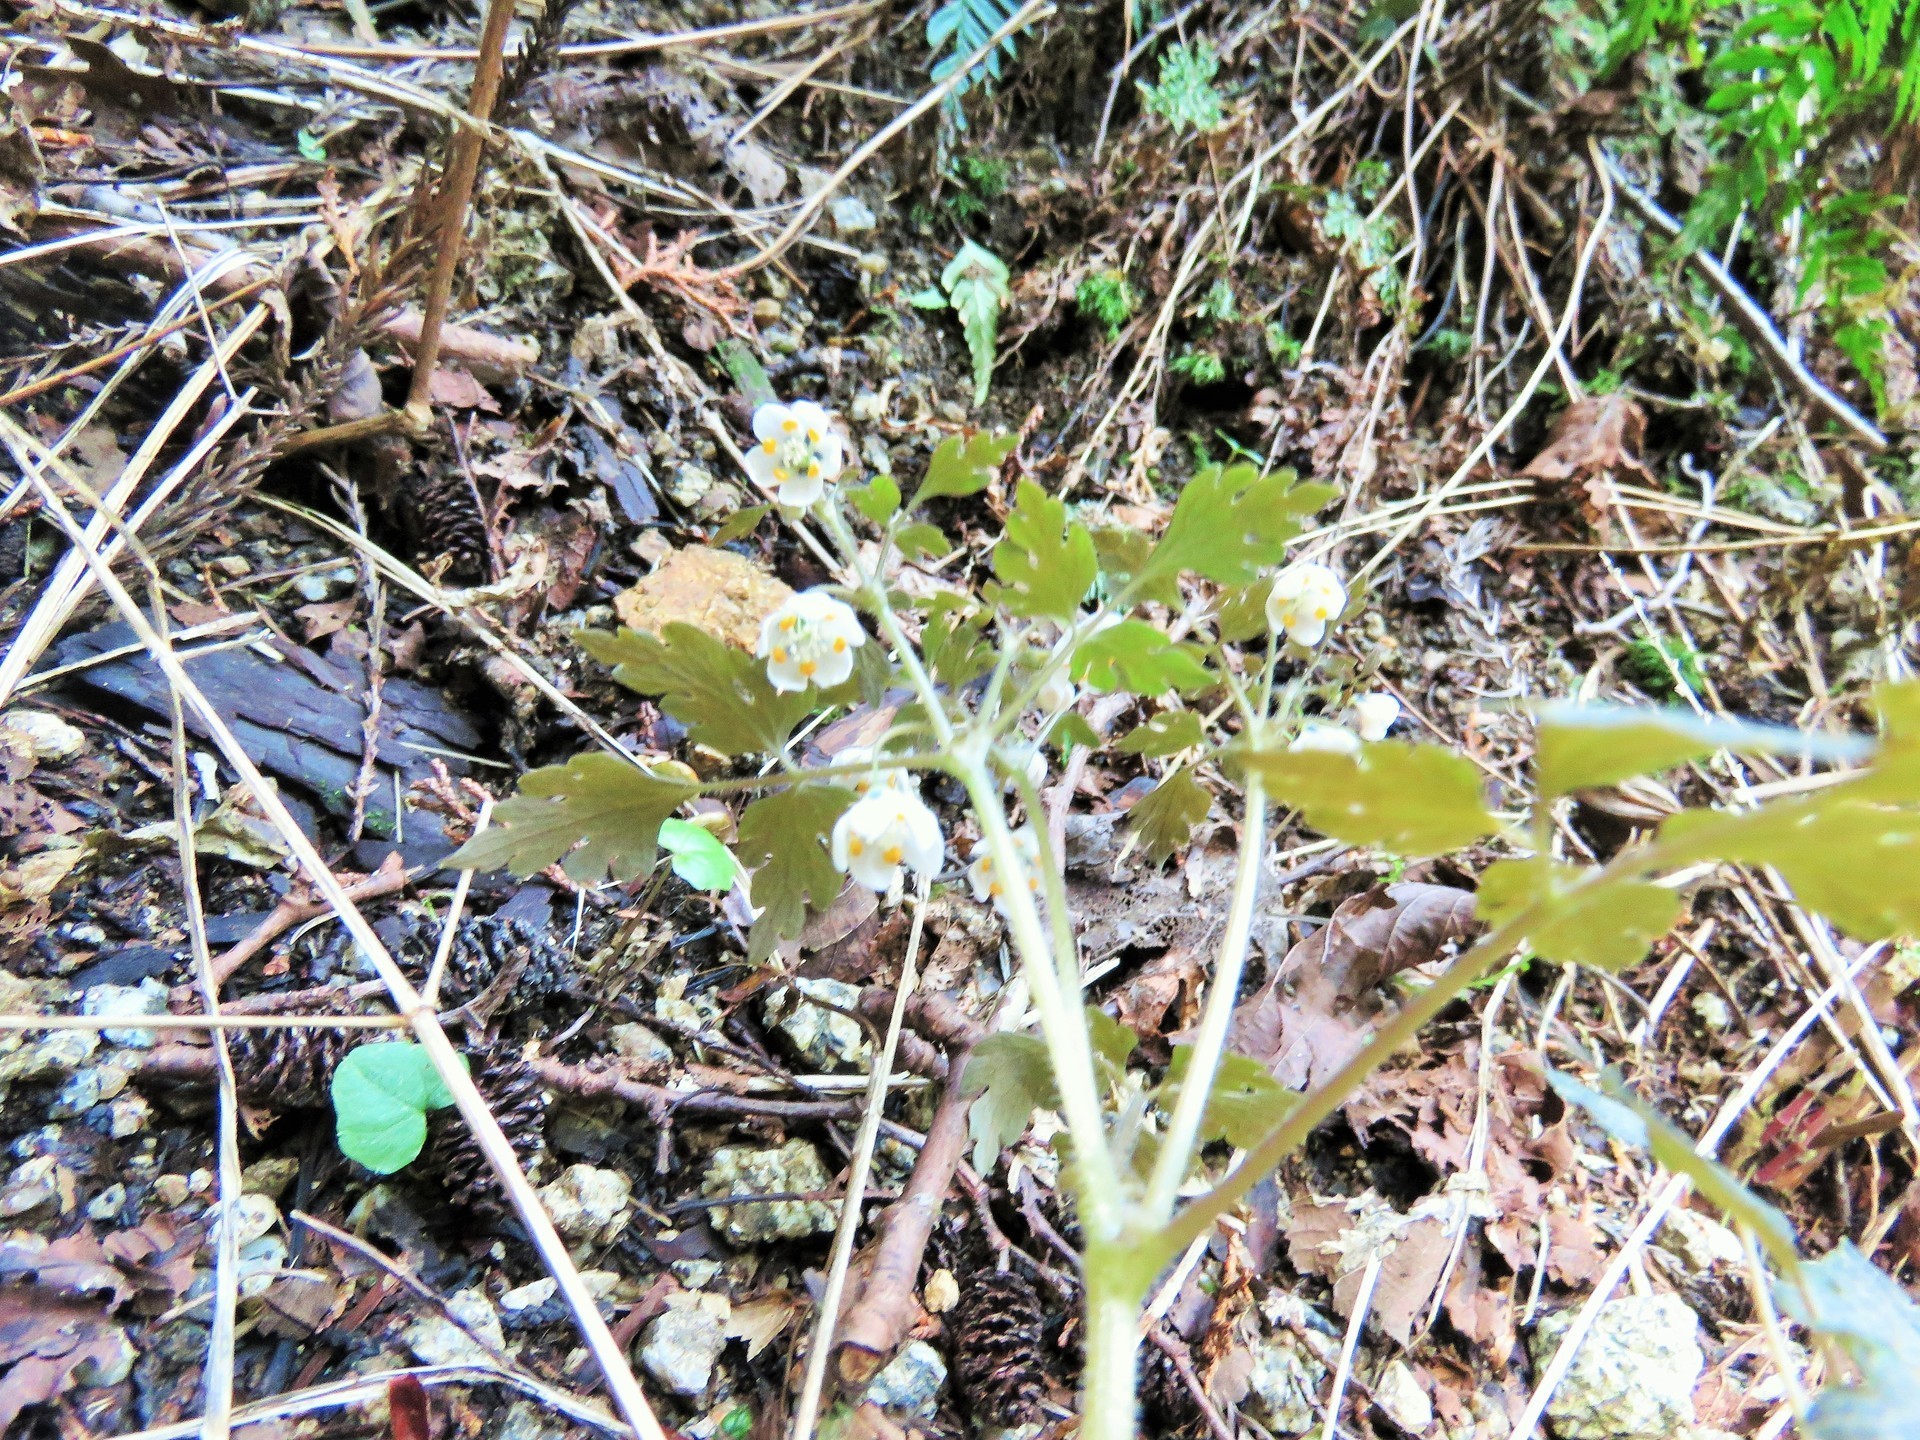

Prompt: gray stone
[
  {"left": 496, "top": 1399, "right": 569, "bottom": 1440},
  {"left": 865, "top": 1340, "right": 947, "bottom": 1418},
  {"left": 829, "top": 195, "right": 878, "bottom": 236},
  {"left": 536, "top": 1163, "right": 633, "bottom": 1246},
  {"left": 702, "top": 1139, "right": 836, "bottom": 1244},
  {"left": 1656, "top": 1209, "right": 1743, "bottom": 1274},
  {"left": 638, "top": 1303, "right": 728, "bottom": 1396},
  {"left": 610, "top": 1022, "right": 673, "bottom": 1066},
  {"left": 1530, "top": 1294, "right": 1703, "bottom": 1440},
  {"left": 1246, "top": 1330, "right": 1330, "bottom": 1434},
  {"left": 405, "top": 1287, "right": 505, "bottom": 1366},
  {"left": 761, "top": 977, "right": 869, "bottom": 1071},
  {"left": 1374, "top": 1358, "right": 1433, "bottom": 1435},
  {"left": 81, "top": 979, "right": 169, "bottom": 1048}
]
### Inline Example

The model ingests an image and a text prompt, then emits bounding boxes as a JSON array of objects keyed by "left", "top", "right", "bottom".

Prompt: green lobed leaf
[
  {"left": 1238, "top": 740, "right": 1499, "bottom": 855},
  {"left": 960, "top": 1031, "right": 1057, "bottom": 1174},
  {"left": 736, "top": 784, "right": 857, "bottom": 962},
  {"left": 922, "top": 594, "right": 996, "bottom": 687},
  {"left": 1160, "top": 1047, "right": 1299, "bottom": 1149},
  {"left": 943, "top": 240, "right": 1011, "bottom": 407},
  {"left": 1533, "top": 702, "right": 1870, "bottom": 799},
  {"left": 576, "top": 623, "right": 820, "bottom": 757},
  {"left": 1474, "top": 858, "right": 1681, "bottom": 970},
  {"left": 1127, "top": 766, "right": 1213, "bottom": 864},
  {"left": 989, "top": 478, "right": 1097, "bottom": 620},
  {"left": 446, "top": 752, "right": 694, "bottom": 882},
  {"left": 331, "top": 1042, "right": 461, "bottom": 1174},
  {"left": 1048, "top": 710, "right": 1101, "bottom": 753},
  {"left": 1781, "top": 1243, "right": 1920, "bottom": 1440},
  {"left": 912, "top": 430, "right": 1019, "bottom": 506},
  {"left": 848, "top": 475, "right": 900, "bottom": 527},
  {"left": 707, "top": 505, "right": 770, "bottom": 547},
  {"left": 1135, "top": 464, "right": 1335, "bottom": 594},
  {"left": 657, "top": 817, "right": 735, "bottom": 891},
  {"left": 1071, "top": 621, "right": 1213, "bottom": 696},
  {"left": 895, "top": 522, "right": 952, "bottom": 562},
  {"left": 1117, "top": 711, "right": 1207, "bottom": 757},
  {"left": 1087, "top": 1005, "right": 1139, "bottom": 1074},
  {"left": 1546, "top": 1068, "right": 1799, "bottom": 1271}
]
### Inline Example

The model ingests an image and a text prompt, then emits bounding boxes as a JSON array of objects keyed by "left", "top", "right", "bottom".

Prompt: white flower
[
  {"left": 1036, "top": 673, "right": 1077, "bottom": 715},
  {"left": 1289, "top": 721, "right": 1361, "bottom": 755},
  {"left": 1351, "top": 692, "right": 1400, "bottom": 742},
  {"left": 835, "top": 746, "right": 913, "bottom": 798},
  {"left": 757, "top": 590, "right": 865, "bottom": 692},
  {"left": 968, "top": 826, "right": 1043, "bottom": 913},
  {"left": 831, "top": 789, "right": 944, "bottom": 891},
  {"left": 1266, "top": 562, "right": 1347, "bottom": 647},
  {"left": 743, "top": 400, "right": 845, "bottom": 508}
]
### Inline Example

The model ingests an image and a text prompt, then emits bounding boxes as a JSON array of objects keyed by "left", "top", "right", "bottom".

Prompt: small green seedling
[
  {"left": 911, "top": 239, "right": 1012, "bottom": 406},
  {"left": 1170, "top": 350, "right": 1226, "bottom": 385},
  {"left": 1077, "top": 271, "right": 1138, "bottom": 339},
  {"left": 658, "top": 816, "right": 736, "bottom": 891},
  {"left": 330, "top": 1041, "right": 463, "bottom": 1173},
  {"left": 1140, "top": 41, "right": 1227, "bottom": 134}
]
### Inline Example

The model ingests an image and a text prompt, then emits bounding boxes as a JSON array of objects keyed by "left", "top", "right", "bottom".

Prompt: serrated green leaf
[
  {"left": 990, "top": 478, "right": 1096, "bottom": 620},
  {"left": 895, "top": 521, "right": 952, "bottom": 561},
  {"left": 1533, "top": 702, "right": 1869, "bottom": 799},
  {"left": 331, "top": 1042, "right": 461, "bottom": 1174},
  {"left": 1212, "top": 583, "right": 1272, "bottom": 644},
  {"left": 576, "top": 623, "right": 819, "bottom": 757},
  {"left": 1134, "top": 464, "right": 1334, "bottom": 593},
  {"left": 447, "top": 752, "right": 694, "bottom": 882},
  {"left": 960, "top": 1031, "right": 1057, "bottom": 1173},
  {"left": 909, "top": 286, "right": 949, "bottom": 309},
  {"left": 1118, "top": 711, "right": 1206, "bottom": 757},
  {"left": 1161, "top": 1047, "right": 1299, "bottom": 1148},
  {"left": 1546, "top": 1068, "right": 1799, "bottom": 1270},
  {"left": 1072, "top": 621, "right": 1214, "bottom": 696},
  {"left": 913, "top": 430, "right": 1018, "bottom": 506},
  {"left": 922, "top": 594, "right": 996, "bottom": 687},
  {"left": 1238, "top": 740, "right": 1498, "bottom": 855},
  {"left": 1048, "top": 710, "right": 1101, "bottom": 752},
  {"left": 1091, "top": 526, "right": 1154, "bottom": 592},
  {"left": 1475, "top": 858, "right": 1680, "bottom": 970},
  {"left": 736, "top": 784, "right": 856, "bottom": 962},
  {"left": 1782, "top": 1244, "right": 1920, "bottom": 1440},
  {"left": 658, "top": 817, "right": 735, "bottom": 891},
  {"left": 1087, "top": 1005, "right": 1139, "bottom": 1073},
  {"left": 848, "top": 475, "right": 900, "bottom": 527},
  {"left": 1128, "top": 766, "right": 1212, "bottom": 863},
  {"left": 707, "top": 505, "right": 770, "bottom": 547}
]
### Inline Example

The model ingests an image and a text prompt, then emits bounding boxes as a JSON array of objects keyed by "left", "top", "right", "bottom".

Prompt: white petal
[
  {"left": 744, "top": 448, "right": 780, "bottom": 489},
  {"left": 813, "top": 433, "right": 845, "bottom": 479},
  {"left": 788, "top": 400, "right": 831, "bottom": 433},
  {"left": 1289, "top": 722, "right": 1360, "bottom": 755},
  {"left": 779, "top": 472, "right": 824, "bottom": 508},
  {"left": 751, "top": 403, "right": 791, "bottom": 442},
  {"left": 967, "top": 856, "right": 994, "bottom": 903},
  {"left": 1288, "top": 615, "right": 1328, "bottom": 647},
  {"left": 830, "top": 813, "right": 854, "bottom": 870},
  {"left": 848, "top": 848, "right": 898, "bottom": 891},
  {"left": 816, "top": 648, "right": 855, "bottom": 689},
  {"left": 766, "top": 655, "right": 808, "bottom": 692}
]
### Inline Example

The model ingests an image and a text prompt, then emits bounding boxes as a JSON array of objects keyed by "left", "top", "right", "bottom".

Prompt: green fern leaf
[{"left": 927, "top": 0, "right": 1029, "bottom": 122}]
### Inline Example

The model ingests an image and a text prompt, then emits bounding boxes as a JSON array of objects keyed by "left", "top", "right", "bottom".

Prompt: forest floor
[{"left": 0, "top": 0, "right": 1916, "bottom": 1438}]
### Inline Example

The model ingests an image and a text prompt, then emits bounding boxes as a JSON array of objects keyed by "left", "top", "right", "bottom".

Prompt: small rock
[
  {"left": 865, "top": 1340, "right": 946, "bottom": 1418},
  {"left": 153, "top": 1173, "right": 191, "bottom": 1207},
  {"left": 219, "top": 1192, "right": 280, "bottom": 1245},
  {"left": 107, "top": 1094, "right": 149, "bottom": 1138},
  {"left": 291, "top": 572, "right": 335, "bottom": 603},
  {"left": 496, "top": 1398, "right": 569, "bottom": 1440},
  {"left": 923, "top": 1268, "right": 960, "bottom": 1314},
  {"left": 501, "top": 1278, "right": 558, "bottom": 1313},
  {"left": 71, "top": 1324, "right": 136, "bottom": 1386},
  {"left": 406, "top": 1287, "right": 505, "bottom": 1365},
  {"left": 242, "top": 1156, "right": 301, "bottom": 1198},
  {"left": 81, "top": 979, "right": 170, "bottom": 1049},
  {"left": 209, "top": 554, "right": 251, "bottom": 578},
  {"left": 49, "top": 1068, "right": 103, "bottom": 1119},
  {"left": 829, "top": 195, "right": 878, "bottom": 236},
  {"left": 673, "top": 1258, "right": 723, "bottom": 1289},
  {"left": 537, "top": 1163, "right": 633, "bottom": 1246},
  {"left": 702, "top": 1139, "right": 836, "bottom": 1244},
  {"left": 86, "top": 1183, "right": 126, "bottom": 1222},
  {"left": 1690, "top": 992, "right": 1733, "bottom": 1032},
  {"left": 638, "top": 1300, "right": 728, "bottom": 1396},
  {"left": 1245, "top": 1330, "right": 1330, "bottom": 1434},
  {"left": 610, "top": 1022, "right": 674, "bottom": 1066},
  {"left": 2, "top": 710, "right": 86, "bottom": 763},
  {"left": 761, "top": 977, "right": 869, "bottom": 1071},
  {"left": 1373, "top": 1358, "right": 1434, "bottom": 1435},
  {"left": 1530, "top": 1294, "right": 1703, "bottom": 1440},
  {"left": 0, "top": 1028, "right": 97, "bottom": 1087},
  {"left": 612, "top": 546, "right": 794, "bottom": 652},
  {"left": 849, "top": 390, "right": 887, "bottom": 424},
  {"left": 1656, "top": 1209, "right": 1744, "bottom": 1273},
  {"left": 751, "top": 297, "right": 784, "bottom": 324},
  {"left": 0, "top": 1155, "right": 63, "bottom": 1215},
  {"left": 858, "top": 251, "right": 888, "bottom": 276},
  {"left": 666, "top": 463, "right": 716, "bottom": 508},
  {"left": 764, "top": 328, "right": 801, "bottom": 357}
]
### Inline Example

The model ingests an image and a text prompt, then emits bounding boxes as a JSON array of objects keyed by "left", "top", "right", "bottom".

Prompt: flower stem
[{"left": 1079, "top": 1245, "right": 1149, "bottom": 1440}]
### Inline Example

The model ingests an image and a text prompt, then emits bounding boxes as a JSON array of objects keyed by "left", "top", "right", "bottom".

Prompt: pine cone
[
  {"left": 423, "top": 1045, "right": 548, "bottom": 1218},
  {"left": 403, "top": 466, "right": 488, "bottom": 581},
  {"left": 1140, "top": 1339, "right": 1203, "bottom": 1431},
  {"left": 394, "top": 913, "right": 572, "bottom": 1003},
  {"left": 229, "top": 1021, "right": 354, "bottom": 1109},
  {"left": 953, "top": 1269, "right": 1046, "bottom": 1427}
]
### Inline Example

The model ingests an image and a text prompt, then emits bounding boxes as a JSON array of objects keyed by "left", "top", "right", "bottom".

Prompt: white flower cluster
[
  {"left": 756, "top": 591, "right": 865, "bottom": 693},
  {"left": 967, "top": 826, "right": 1042, "bottom": 914},
  {"left": 1266, "top": 561, "right": 1347, "bottom": 647},
  {"left": 743, "top": 400, "right": 844, "bottom": 509},
  {"left": 1287, "top": 691, "right": 1402, "bottom": 755},
  {"left": 831, "top": 782, "right": 944, "bottom": 892}
]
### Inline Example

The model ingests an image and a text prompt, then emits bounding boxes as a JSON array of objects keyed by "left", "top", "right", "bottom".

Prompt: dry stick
[
  {"left": 401, "top": 0, "right": 518, "bottom": 428},
  {"left": 16, "top": 471, "right": 671, "bottom": 1440},
  {"left": 1597, "top": 153, "right": 1886, "bottom": 452},
  {"left": 209, "top": 858, "right": 417, "bottom": 989},
  {"left": 423, "top": 799, "right": 492, "bottom": 1007},
  {"left": 790, "top": 879, "right": 932, "bottom": 1440}
]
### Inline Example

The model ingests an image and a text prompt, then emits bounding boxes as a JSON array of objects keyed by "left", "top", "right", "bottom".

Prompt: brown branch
[{"left": 203, "top": 856, "right": 416, "bottom": 990}]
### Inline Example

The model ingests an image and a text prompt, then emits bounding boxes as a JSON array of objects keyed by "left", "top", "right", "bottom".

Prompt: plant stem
[
  {"left": 401, "top": 0, "right": 518, "bottom": 429},
  {"left": 1080, "top": 1245, "right": 1149, "bottom": 1440},
  {"left": 1143, "top": 773, "right": 1267, "bottom": 1220}
]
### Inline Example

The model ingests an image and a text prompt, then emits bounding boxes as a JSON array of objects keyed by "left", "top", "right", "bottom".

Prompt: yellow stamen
[
  {"left": 762, "top": 438, "right": 777, "bottom": 454},
  {"left": 832, "top": 637, "right": 846, "bottom": 653},
  {"left": 782, "top": 418, "right": 798, "bottom": 432},
  {"left": 883, "top": 845, "right": 903, "bottom": 865},
  {"left": 799, "top": 659, "right": 817, "bottom": 677},
  {"left": 773, "top": 467, "right": 788, "bottom": 482},
  {"left": 780, "top": 616, "right": 796, "bottom": 631},
  {"left": 772, "top": 647, "right": 788, "bottom": 663},
  {"left": 849, "top": 837, "right": 864, "bottom": 856},
  {"left": 988, "top": 881, "right": 1003, "bottom": 897}
]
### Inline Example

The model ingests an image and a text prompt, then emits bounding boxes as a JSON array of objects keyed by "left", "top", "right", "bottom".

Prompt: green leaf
[
  {"left": 1782, "top": 1244, "right": 1920, "bottom": 1440},
  {"left": 913, "top": 430, "right": 1018, "bottom": 506},
  {"left": 1533, "top": 702, "right": 1869, "bottom": 799},
  {"left": 1161, "top": 1047, "right": 1299, "bottom": 1148},
  {"left": 922, "top": 594, "right": 996, "bottom": 687},
  {"left": 1238, "top": 740, "right": 1499, "bottom": 855},
  {"left": 1072, "top": 621, "right": 1213, "bottom": 696},
  {"left": 908, "top": 286, "right": 949, "bottom": 309},
  {"left": 989, "top": 478, "right": 1097, "bottom": 620},
  {"left": 331, "top": 1042, "right": 461, "bottom": 1174},
  {"left": 1087, "top": 1005, "right": 1139, "bottom": 1074},
  {"left": 848, "top": 475, "right": 900, "bottom": 527},
  {"left": 895, "top": 522, "right": 952, "bottom": 562},
  {"left": 960, "top": 1031, "right": 1057, "bottom": 1173},
  {"left": 1546, "top": 1068, "right": 1799, "bottom": 1270},
  {"left": 1135, "top": 464, "right": 1334, "bottom": 595},
  {"left": 1127, "top": 766, "right": 1212, "bottom": 864},
  {"left": 1117, "top": 711, "right": 1206, "bottom": 757},
  {"left": 576, "top": 623, "right": 819, "bottom": 757},
  {"left": 296, "top": 128, "right": 327, "bottom": 163},
  {"left": 658, "top": 817, "right": 735, "bottom": 891},
  {"left": 736, "top": 784, "right": 856, "bottom": 962},
  {"left": 1475, "top": 858, "right": 1681, "bottom": 970},
  {"left": 707, "top": 505, "right": 770, "bottom": 547},
  {"left": 446, "top": 752, "right": 694, "bottom": 882},
  {"left": 1091, "top": 526, "right": 1153, "bottom": 590},
  {"left": 1048, "top": 710, "right": 1101, "bottom": 752},
  {"left": 1211, "top": 583, "right": 1272, "bottom": 644},
  {"left": 942, "top": 240, "right": 1011, "bottom": 406}
]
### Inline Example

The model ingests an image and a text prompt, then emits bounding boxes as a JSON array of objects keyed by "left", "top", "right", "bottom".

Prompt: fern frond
[{"left": 927, "top": 0, "right": 1029, "bottom": 124}]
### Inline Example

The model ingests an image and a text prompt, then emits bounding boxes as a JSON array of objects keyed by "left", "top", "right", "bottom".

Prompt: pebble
[
  {"left": 536, "top": 1163, "right": 634, "bottom": 1246},
  {"left": 2, "top": 709, "right": 87, "bottom": 763},
  {"left": 638, "top": 1300, "right": 728, "bottom": 1396},
  {"left": 865, "top": 1340, "right": 946, "bottom": 1418},
  {"left": 610, "top": 1022, "right": 674, "bottom": 1066},
  {"left": 86, "top": 1183, "right": 126, "bottom": 1222},
  {"left": 107, "top": 1094, "right": 149, "bottom": 1138},
  {"left": 0, "top": 1156, "right": 63, "bottom": 1215},
  {"left": 1690, "top": 992, "right": 1733, "bottom": 1032},
  {"left": 1530, "top": 1294, "right": 1704, "bottom": 1440},
  {"left": 81, "top": 979, "right": 170, "bottom": 1048},
  {"left": 0, "top": 1028, "right": 97, "bottom": 1088},
  {"left": 760, "top": 977, "right": 869, "bottom": 1071},
  {"left": 153, "top": 1173, "right": 191, "bottom": 1207},
  {"left": 701, "top": 1139, "right": 836, "bottom": 1244},
  {"left": 849, "top": 390, "right": 887, "bottom": 423},
  {"left": 857, "top": 251, "right": 887, "bottom": 276},
  {"left": 1244, "top": 1329, "right": 1330, "bottom": 1433},
  {"left": 501, "top": 1278, "right": 558, "bottom": 1313},
  {"left": 406, "top": 1287, "right": 505, "bottom": 1365},
  {"left": 1373, "top": 1358, "right": 1433, "bottom": 1435},
  {"left": 923, "top": 1268, "right": 960, "bottom": 1314},
  {"left": 496, "top": 1399, "right": 570, "bottom": 1440},
  {"left": 242, "top": 1156, "right": 301, "bottom": 1197},
  {"left": 751, "top": 297, "right": 784, "bottom": 324},
  {"left": 829, "top": 195, "right": 878, "bottom": 236},
  {"left": 1655, "top": 1208, "right": 1744, "bottom": 1273}
]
